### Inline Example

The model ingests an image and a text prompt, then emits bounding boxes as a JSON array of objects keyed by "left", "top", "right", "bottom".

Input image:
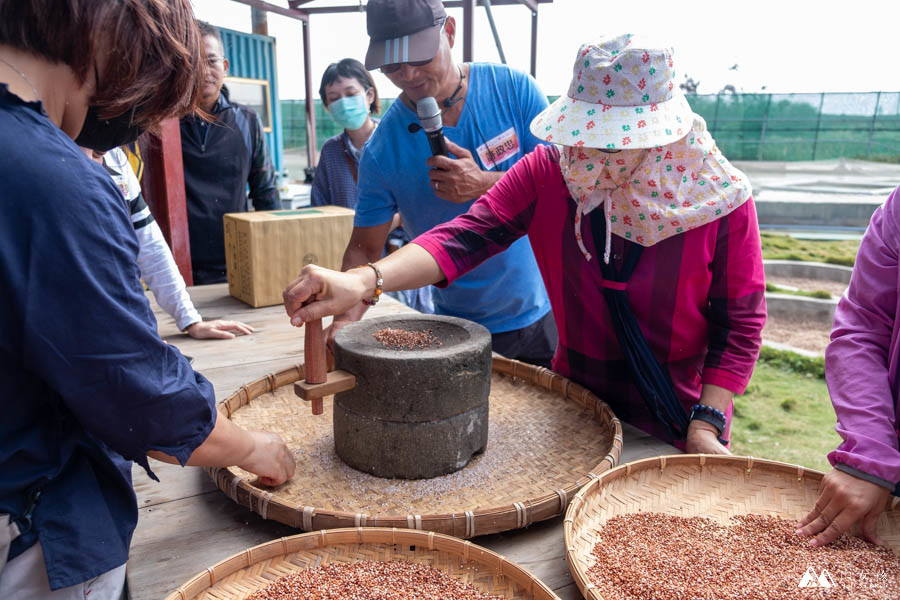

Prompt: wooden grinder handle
[{"left": 304, "top": 318, "right": 327, "bottom": 414}]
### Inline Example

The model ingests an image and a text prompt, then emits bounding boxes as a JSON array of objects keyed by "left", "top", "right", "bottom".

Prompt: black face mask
[{"left": 74, "top": 106, "right": 144, "bottom": 153}]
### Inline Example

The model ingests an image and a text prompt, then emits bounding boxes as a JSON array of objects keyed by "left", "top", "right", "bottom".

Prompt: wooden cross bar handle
[
  {"left": 304, "top": 319, "right": 327, "bottom": 385},
  {"left": 302, "top": 318, "right": 326, "bottom": 414},
  {"left": 296, "top": 318, "right": 356, "bottom": 415}
]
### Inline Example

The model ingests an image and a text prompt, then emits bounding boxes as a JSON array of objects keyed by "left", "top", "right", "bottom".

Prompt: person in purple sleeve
[{"left": 798, "top": 186, "right": 900, "bottom": 548}]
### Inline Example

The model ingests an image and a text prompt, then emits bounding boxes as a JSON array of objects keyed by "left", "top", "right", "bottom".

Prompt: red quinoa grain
[
  {"left": 373, "top": 328, "right": 441, "bottom": 350},
  {"left": 245, "top": 559, "right": 504, "bottom": 600},
  {"left": 586, "top": 513, "right": 899, "bottom": 599}
]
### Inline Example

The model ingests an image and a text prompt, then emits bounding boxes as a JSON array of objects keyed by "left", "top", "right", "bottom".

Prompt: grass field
[
  {"left": 732, "top": 361, "right": 840, "bottom": 472},
  {"left": 765, "top": 282, "right": 833, "bottom": 299},
  {"left": 760, "top": 232, "right": 861, "bottom": 266},
  {"left": 733, "top": 241, "right": 847, "bottom": 471}
]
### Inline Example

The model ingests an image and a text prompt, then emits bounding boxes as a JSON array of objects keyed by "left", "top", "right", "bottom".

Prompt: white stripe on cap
[
  {"left": 402, "top": 35, "right": 409, "bottom": 62},
  {"left": 393, "top": 36, "right": 400, "bottom": 63}
]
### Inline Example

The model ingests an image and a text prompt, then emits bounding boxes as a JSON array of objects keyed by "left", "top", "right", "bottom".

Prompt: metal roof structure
[
  {"left": 231, "top": 0, "right": 552, "bottom": 166},
  {"left": 146, "top": 0, "right": 553, "bottom": 283}
]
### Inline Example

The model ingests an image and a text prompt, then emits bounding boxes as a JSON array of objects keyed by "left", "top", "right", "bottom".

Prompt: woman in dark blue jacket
[{"left": 0, "top": 3, "right": 294, "bottom": 597}]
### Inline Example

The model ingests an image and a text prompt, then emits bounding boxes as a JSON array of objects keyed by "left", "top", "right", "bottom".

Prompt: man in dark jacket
[{"left": 181, "top": 22, "right": 279, "bottom": 285}]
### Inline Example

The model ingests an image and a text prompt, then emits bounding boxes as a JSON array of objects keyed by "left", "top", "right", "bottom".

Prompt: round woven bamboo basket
[
  {"left": 162, "top": 527, "right": 560, "bottom": 600},
  {"left": 208, "top": 356, "right": 622, "bottom": 538},
  {"left": 564, "top": 454, "right": 900, "bottom": 599}
]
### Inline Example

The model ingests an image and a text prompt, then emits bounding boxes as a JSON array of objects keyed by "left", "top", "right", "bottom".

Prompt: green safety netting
[{"left": 282, "top": 92, "right": 900, "bottom": 162}]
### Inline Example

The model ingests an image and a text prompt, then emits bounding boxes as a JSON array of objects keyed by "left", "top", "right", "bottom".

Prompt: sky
[{"left": 191, "top": 0, "right": 900, "bottom": 100}]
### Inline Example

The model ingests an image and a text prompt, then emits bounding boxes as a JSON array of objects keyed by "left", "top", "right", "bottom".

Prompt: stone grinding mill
[{"left": 294, "top": 314, "right": 492, "bottom": 479}]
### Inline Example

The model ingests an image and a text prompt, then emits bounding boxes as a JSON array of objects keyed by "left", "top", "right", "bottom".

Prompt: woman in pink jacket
[
  {"left": 284, "top": 35, "right": 767, "bottom": 455},
  {"left": 798, "top": 186, "right": 900, "bottom": 547}
]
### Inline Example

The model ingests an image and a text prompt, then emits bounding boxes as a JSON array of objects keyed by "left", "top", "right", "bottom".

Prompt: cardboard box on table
[{"left": 224, "top": 206, "right": 355, "bottom": 308}]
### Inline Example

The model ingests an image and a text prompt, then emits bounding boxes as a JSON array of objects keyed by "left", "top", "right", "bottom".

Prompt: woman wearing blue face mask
[
  {"left": 311, "top": 58, "right": 381, "bottom": 209},
  {"left": 312, "top": 58, "right": 433, "bottom": 313}
]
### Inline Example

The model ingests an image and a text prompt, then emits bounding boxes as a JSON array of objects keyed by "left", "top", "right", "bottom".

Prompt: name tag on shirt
[
  {"left": 476, "top": 127, "right": 520, "bottom": 170},
  {"left": 112, "top": 174, "right": 130, "bottom": 199}
]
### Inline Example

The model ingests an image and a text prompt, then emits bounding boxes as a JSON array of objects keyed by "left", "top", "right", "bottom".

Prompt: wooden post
[
  {"left": 251, "top": 6, "right": 269, "bottom": 36},
  {"left": 462, "top": 0, "right": 474, "bottom": 63},
  {"left": 142, "top": 118, "right": 193, "bottom": 286},
  {"left": 529, "top": 6, "right": 538, "bottom": 78},
  {"left": 302, "top": 19, "right": 317, "bottom": 170}
]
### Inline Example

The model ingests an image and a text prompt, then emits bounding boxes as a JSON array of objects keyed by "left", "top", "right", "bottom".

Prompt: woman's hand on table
[
  {"left": 186, "top": 319, "right": 254, "bottom": 339},
  {"left": 239, "top": 431, "right": 296, "bottom": 487},
  {"left": 796, "top": 467, "right": 890, "bottom": 547},
  {"left": 283, "top": 264, "right": 373, "bottom": 327},
  {"left": 685, "top": 420, "right": 732, "bottom": 455}
]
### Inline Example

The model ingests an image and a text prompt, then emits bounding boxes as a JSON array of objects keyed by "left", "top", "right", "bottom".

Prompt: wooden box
[{"left": 224, "top": 206, "right": 354, "bottom": 308}]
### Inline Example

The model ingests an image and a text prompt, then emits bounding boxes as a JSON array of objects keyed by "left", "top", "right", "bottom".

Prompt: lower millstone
[{"left": 333, "top": 401, "right": 489, "bottom": 479}]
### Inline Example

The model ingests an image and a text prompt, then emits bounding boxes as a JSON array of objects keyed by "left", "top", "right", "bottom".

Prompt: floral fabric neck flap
[{"left": 560, "top": 115, "right": 751, "bottom": 263}]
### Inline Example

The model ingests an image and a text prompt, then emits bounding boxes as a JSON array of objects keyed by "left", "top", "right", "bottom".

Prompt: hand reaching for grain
[
  {"left": 240, "top": 431, "right": 296, "bottom": 487},
  {"left": 796, "top": 467, "right": 891, "bottom": 547}
]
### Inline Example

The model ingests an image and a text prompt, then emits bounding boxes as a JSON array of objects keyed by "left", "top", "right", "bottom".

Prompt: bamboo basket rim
[
  {"left": 209, "top": 355, "right": 623, "bottom": 538},
  {"left": 162, "top": 527, "right": 561, "bottom": 600},
  {"left": 563, "top": 454, "right": 900, "bottom": 600}
]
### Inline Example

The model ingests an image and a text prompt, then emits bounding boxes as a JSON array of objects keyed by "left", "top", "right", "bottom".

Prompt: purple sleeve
[
  {"left": 826, "top": 188, "right": 900, "bottom": 485},
  {"left": 702, "top": 198, "right": 767, "bottom": 394},
  {"left": 413, "top": 146, "right": 547, "bottom": 286}
]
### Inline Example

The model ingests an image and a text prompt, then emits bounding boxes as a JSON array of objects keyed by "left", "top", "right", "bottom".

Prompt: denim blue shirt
[
  {"left": 0, "top": 85, "right": 217, "bottom": 589},
  {"left": 310, "top": 118, "right": 380, "bottom": 210}
]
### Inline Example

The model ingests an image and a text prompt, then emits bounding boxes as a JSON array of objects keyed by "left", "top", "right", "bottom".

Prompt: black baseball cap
[{"left": 364, "top": 0, "right": 447, "bottom": 70}]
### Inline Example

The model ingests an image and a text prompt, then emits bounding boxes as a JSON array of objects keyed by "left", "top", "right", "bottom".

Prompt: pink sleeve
[{"left": 702, "top": 198, "right": 767, "bottom": 395}]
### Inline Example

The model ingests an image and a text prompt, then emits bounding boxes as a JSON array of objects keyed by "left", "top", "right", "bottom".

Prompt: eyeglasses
[{"left": 380, "top": 58, "right": 433, "bottom": 74}]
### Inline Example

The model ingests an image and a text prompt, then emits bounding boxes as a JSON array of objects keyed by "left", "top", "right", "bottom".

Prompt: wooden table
[{"left": 127, "top": 284, "right": 680, "bottom": 600}]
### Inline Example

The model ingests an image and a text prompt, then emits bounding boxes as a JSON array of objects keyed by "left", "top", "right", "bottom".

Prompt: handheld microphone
[{"left": 415, "top": 97, "right": 449, "bottom": 158}]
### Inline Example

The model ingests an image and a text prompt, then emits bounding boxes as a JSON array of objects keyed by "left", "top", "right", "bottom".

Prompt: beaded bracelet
[
  {"left": 359, "top": 262, "right": 383, "bottom": 306},
  {"left": 691, "top": 403, "right": 726, "bottom": 422},
  {"left": 689, "top": 404, "right": 729, "bottom": 446}
]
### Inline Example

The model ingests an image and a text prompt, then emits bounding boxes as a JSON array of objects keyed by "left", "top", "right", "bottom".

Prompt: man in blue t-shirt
[{"left": 332, "top": 0, "right": 556, "bottom": 366}]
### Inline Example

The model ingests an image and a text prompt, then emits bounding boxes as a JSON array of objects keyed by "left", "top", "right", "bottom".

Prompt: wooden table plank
[
  {"left": 128, "top": 491, "right": 296, "bottom": 600},
  {"left": 127, "top": 284, "right": 680, "bottom": 600}
]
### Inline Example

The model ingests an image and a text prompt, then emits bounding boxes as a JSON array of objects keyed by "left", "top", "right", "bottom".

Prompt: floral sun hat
[
  {"left": 561, "top": 115, "right": 752, "bottom": 263},
  {"left": 530, "top": 34, "right": 694, "bottom": 150}
]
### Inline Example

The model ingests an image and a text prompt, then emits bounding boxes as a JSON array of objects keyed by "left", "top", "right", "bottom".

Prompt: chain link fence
[
  {"left": 282, "top": 91, "right": 900, "bottom": 165},
  {"left": 687, "top": 92, "right": 900, "bottom": 162}
]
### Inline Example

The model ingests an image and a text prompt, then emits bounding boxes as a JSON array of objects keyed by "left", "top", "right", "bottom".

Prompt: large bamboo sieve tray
[
  {"left": 564, "top": 454, "right": 900, "bottom": 600},
  {"left": 162, "top": 527, "right": 561, "bottom": 600},
  {"left": 207, "top": 356, "right": 623, "bottom": 538}
]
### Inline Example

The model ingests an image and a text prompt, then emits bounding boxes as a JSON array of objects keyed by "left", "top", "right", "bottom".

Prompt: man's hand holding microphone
[{"left": 416, "top": 96, "right": 504, "bottom": 203}]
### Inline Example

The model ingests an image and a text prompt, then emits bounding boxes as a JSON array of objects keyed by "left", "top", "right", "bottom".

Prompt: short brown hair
[
  {"left": 318, "top": 58, "right": 382, "bottom": 115},
  {"left": 0, "top": 0, "right": 207, "bottom": 130}
]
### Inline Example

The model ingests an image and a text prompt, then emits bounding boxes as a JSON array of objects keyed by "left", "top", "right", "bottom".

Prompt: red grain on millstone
[
  {"left": 245, "top": 560, "right": 505, "bottom": 600},
  {"left": 373, "top": 328, "right": 441, "bottom": 350},
  {"left": 586, "top": 513, "right": 900, "bottom": 600}
]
